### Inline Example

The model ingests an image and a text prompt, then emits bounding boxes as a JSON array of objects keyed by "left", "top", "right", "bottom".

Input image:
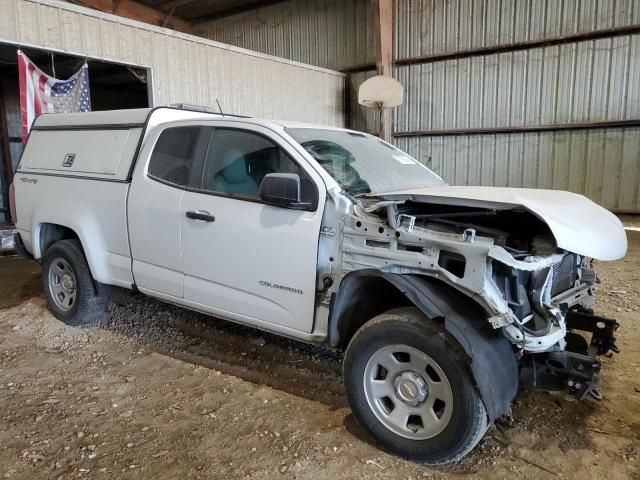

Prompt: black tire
[
  {"left": 343, "top": 307, "right": 488, "bottom": 464},
  {"left": 42, "top": 239, "right": 107, "bottom": 326}
]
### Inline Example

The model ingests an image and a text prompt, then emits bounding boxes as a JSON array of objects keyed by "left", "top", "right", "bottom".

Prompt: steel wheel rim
[
  {"left": 363, "top": 344, "right": 454, "bottom": 440},
  {"left": 48, "top": 257, "right": 77, "bottom": 312}
]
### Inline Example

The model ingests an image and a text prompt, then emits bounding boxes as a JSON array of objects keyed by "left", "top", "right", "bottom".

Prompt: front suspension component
[
  {"left": 520, "top": 311, "right": 620, "bottom": 400},
  {"left": 521, "top": 350, "right": 603, "bottom": 400},
  {"left": 565, "top": 311, "right": 620, "bottom": 356}
]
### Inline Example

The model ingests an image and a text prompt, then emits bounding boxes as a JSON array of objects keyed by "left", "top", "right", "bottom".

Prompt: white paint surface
[{"left": 384, "top": 186, "right": 628, "bottom": 261}]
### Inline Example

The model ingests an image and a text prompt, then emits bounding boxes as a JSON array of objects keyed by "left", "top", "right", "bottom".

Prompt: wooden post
[{"left": 373, "top": 0, "right": 394, "bottom": 142}]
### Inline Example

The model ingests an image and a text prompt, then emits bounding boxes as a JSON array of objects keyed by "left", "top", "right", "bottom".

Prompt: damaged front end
[
  {"left": 492, "top": 248, "right": 621, "bottom": 400},
  {"left": 520, "top": 311, "right": 620, "bottom": 400},
  {"left": 346, "top": 192, "right": 624, "bottom": 401}
]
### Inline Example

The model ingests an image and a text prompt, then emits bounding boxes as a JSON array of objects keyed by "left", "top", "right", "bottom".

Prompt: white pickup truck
[{"left": 12, "top": 107, "right": 626, "bottom": 464}]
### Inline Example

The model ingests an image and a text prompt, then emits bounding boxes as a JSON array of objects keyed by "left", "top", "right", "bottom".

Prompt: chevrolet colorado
[{"left": 12, "top": 107, "right": 627, "bottom": 464}]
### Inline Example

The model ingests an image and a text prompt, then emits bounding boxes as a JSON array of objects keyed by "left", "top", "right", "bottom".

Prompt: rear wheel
[
  {"left": 42, "top": 239, "right": 107, "bottom": 326},
  {"left": 343, "top": 307, "right": 488, "bottom": 464}
]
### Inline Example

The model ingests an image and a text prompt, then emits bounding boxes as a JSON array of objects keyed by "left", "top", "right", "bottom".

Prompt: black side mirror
[{"left": 259, "top": 173, "right": 311, "bottom": 210}]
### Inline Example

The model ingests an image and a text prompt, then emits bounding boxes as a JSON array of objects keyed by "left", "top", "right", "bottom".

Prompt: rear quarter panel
[
  {"left": 13, "top": 116, "right": 144, "bottom": 289},
  {"left": 14, "top": 172, "right": 133, "bottom": 288}
]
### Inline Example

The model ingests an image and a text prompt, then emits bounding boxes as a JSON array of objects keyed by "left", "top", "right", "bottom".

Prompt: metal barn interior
[{"left": 193, "top": 0, "right": 640, "bottom": 213}]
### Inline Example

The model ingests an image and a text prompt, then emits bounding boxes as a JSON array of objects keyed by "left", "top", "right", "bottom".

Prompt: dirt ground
[{"left": 1, "top": 224, "right": 639, "bottom": 480}]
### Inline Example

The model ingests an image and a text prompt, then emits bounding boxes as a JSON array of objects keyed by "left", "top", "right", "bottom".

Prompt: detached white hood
[{"left": 379, "top": 186, "right": 627, "bottom": 261}]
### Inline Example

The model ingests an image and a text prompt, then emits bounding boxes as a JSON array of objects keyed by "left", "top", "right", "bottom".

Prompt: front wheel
[{"left": 343, "top": 307, "right": 488, "bottom": 464}]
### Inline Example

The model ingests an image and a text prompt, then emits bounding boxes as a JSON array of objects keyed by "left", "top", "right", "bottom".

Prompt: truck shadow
[
  {"left": 342, "top": 391, "right": 599, "bottom": 474},
  {"left": 3, "top": 271, "right": 603, "bottom": 473},
  {"left": 0, "top": 256, "right": 42, "bottom": 311},
  {"left": 98, "top": 290, "right": 600, "bottom": 472},
  {"left": 100, "top": 289, "right": 348, "bottom": 409}
]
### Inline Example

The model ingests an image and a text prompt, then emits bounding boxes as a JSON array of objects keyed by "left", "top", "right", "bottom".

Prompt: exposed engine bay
[{"left": 339, "top": 194, "right": 622, "bottom": 400}]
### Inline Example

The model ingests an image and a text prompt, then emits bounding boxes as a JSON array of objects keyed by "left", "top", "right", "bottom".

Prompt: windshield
[{"left": 286, "top": 128, "right": 444, "bottom": 196}]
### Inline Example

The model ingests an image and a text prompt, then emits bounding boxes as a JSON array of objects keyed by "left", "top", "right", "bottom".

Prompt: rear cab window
[{"left": 148, "top": 126, "right": 204, "bottom": 187}]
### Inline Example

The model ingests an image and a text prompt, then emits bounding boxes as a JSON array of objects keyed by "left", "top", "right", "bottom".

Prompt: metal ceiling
[{"left": 135, "top": 0, "right": 287, "bottom": 23}]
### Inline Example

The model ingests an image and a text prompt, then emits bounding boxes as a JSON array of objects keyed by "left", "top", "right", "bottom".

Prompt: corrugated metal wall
[
  {"left": 197, "top": 0, "right": 640, "bottom": 211},
  {"left": 0, "top": 0, "right": 346, "bottom": 126},
  {"left": 395, "top": 0, "right": 640, "bottom": 211},
  {"left": 195, "top": 0, "right": 376, "bottom": 134},
  {"left": 195, "top": 0, "right": 377, "bottom": 133},
  {"left": 395, "top": 37, "right": 640, "bottom": 131},
  {"left": 395, "top": 128, "right": 640, "bottom": 211},
  {"left": 194, "top": 0, "right": 374, "bottom": 72},
  {"left": 396, "top": 0, "right": 640, "bottom": 58}
]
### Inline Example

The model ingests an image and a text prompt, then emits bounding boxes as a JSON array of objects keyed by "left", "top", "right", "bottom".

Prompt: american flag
[{"left": 18, "top": 50, "right": 91, "bottom": 142}]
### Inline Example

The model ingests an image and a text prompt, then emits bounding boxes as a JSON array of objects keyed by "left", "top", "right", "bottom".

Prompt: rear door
[
  {"left": 180, "top": 122, "right": 326, "bottom": 333},
  {"left": 128, "top": 125, "right": 209, "bottom": 298}
]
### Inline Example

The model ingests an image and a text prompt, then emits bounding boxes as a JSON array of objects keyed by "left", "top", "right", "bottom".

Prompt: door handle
[{"left": 186, "top": 210, "right": 215, "bottom": 222}]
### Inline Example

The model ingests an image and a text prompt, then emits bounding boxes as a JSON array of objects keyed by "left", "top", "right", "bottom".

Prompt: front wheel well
[
  {"left": 328, "top": 274, "right": 414, "bottom": 349},
  {"left": 38, "top": 223, "right": 80, "bottom": 259},
  {"left": 327, "top": 270, "right": 491, "bottom": 350}
]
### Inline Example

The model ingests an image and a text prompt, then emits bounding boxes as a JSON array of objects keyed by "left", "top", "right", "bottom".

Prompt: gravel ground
[{"left": 0, "top": 225, "right": 639, "bottom": 479}]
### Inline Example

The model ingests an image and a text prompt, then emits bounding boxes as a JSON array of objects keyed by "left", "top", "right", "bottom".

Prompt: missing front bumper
[{"left": 520, "top": 311, "right": 620, "bottom": 400}]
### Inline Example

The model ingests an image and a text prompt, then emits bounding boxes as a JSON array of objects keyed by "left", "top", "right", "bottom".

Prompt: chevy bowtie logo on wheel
[{"left": 259, "top": 280, "right": 303, "bottom": 295}]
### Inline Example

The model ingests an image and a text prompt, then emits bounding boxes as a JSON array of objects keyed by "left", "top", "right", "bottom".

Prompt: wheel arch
[
  {"left": 329, "top": 269, "right": 519, "bottom": 423},
  {"left": 37, "top": 223, "right": 80, "bottom": 259},
  {"left": 328, "top": 270, "right": 444, "bottom": 350},
  {"left": 35, "top": 222, "right": 100, "bottom": 285},
  {"left": 329, "top": 269, "right": 495, "bottom": 349},
  {"left": 42, "top": 237, "right": 109, "bottom": 325}
]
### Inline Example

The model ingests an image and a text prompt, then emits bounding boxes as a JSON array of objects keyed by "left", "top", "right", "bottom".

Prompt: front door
[{"left": 180, "top": 124, "right": 325, "bottom": 333}]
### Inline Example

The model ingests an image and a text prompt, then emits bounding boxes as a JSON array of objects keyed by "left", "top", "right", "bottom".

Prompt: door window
[
  {"left": 148, "top": 126, "right": 203, "bottom": 187},
  {"left": 190, "top": 128, "right": 307, "bottom": 201}
]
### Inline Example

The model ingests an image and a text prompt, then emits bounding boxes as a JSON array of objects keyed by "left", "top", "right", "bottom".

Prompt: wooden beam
[
  {"left": 68, "top": 0, "right": 191, "bottom": 32},
  {"left": 373, "top": 0, "right": 394, "bottom": 142}
]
